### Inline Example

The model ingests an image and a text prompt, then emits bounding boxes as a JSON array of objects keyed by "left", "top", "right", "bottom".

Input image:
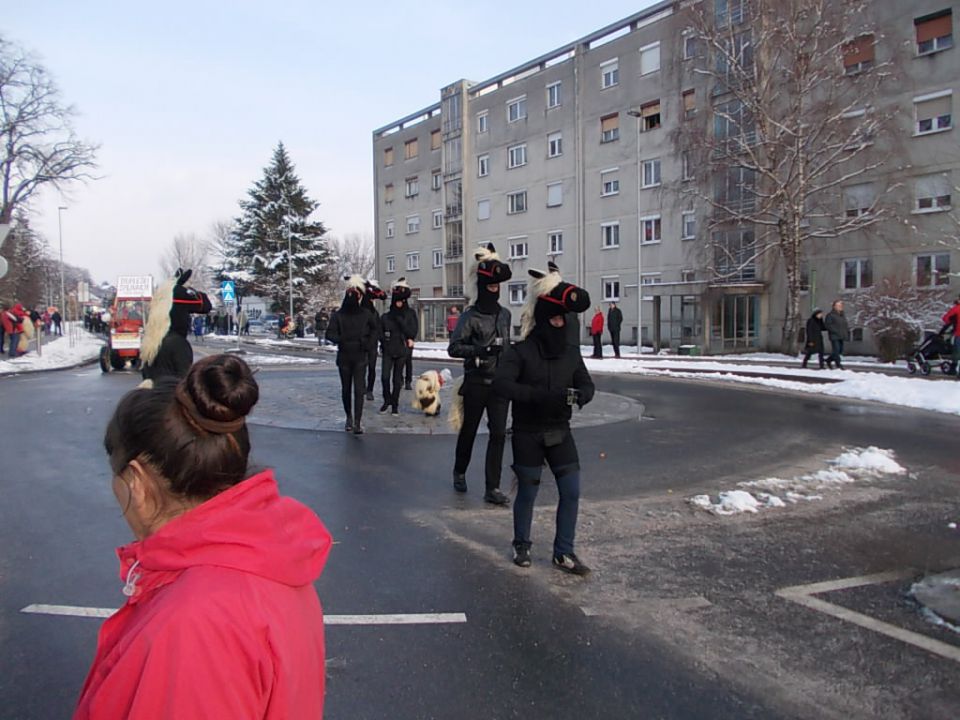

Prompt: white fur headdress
[
  {"left": 519, "top": 265, "right": 562, "bottom": 340},
  {"left": 392, "top": 276, "right": 411, "bottom": 291},
  {"left": 464, "top": 245, "right": 500, "bottom": 305},
  {"left": 344, "top": 274, "right": 365, "bottom": 291},
  {"left": 140, "top": 277, "right": 175, "bottom": 365}
]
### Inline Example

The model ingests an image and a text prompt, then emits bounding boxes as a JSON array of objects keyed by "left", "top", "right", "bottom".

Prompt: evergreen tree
[{"left": 232, "top": 143, "right": 333, "bottom": 313}]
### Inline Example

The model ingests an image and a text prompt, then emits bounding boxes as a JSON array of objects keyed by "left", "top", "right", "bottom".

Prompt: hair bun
[{"left": 184, "top": 354, "right": 259, "bottom": 422}]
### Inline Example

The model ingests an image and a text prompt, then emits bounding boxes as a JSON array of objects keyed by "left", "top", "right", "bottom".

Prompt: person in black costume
[
  {"left": 448, "top": 243, "right": 513, "bottom": 506},
  {"left": 140, "top": 269, "right": 212, "bottom": 387},
  {"left": 494, "top": 265, "right": 594, "bottom": 575},
  {"left": 326, "top": 275, "right": 379, "bottom": 434},
  {"left": 379, "top": 278, "right": 418, "bottom": 415},
  {"left": 801, "top": 308, "right": 826, "bottom": 369},
  {"left": 607, "top": 302, "right": 623, "bottom": 358},
  {"left": 362, "top": 279, "right": 387, "bottom": 400}
]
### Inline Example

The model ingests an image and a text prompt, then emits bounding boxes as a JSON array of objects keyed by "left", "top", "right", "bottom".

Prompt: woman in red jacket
[
  {"left": 75, "top": 354, "right": 332, "bottom": 719},
  {"left": 589, "top": 307, "right": 604, "bottom": 359}
]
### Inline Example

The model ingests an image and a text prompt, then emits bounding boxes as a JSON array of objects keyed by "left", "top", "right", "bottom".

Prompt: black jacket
[
  {"left": 326, "top": 308, "right": 378, "bottom": 365},
  {"left": 494, "top": 335, "right": 595, "bottom": 431},
  {"left": 607, "top": 307, "right": 623, "bottom": 333},
  {"left": 380, "top": 306, "right": 418, "bottom": 358},
  {"left": 448, "top": 305, "right": 512, "bottom": 384},
  {"left": 824, "top": 310, "right": 849, "bottom": 342},
  {"left": 805, "top": 315, "right": 825, "bottom": 352},
  {"left": 142, "top": 331, "right": 193, "bottom": 382}
]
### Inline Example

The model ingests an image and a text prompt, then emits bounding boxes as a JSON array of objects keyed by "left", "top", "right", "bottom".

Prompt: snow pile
[
  {"left": 0, "top": 331, "right": 103, "bottom": 376},
  {"left": 689, "top": 447, "right": 905, "bottom": 516},
  {"left": 242, "top": 353, "right": 319, "bottom": 366}
]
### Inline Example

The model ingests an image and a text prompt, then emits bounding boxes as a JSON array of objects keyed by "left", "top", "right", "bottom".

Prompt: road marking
[
  {"left": 776, "top": 570, "right": 960, "bottom": 664},
  {"left": 21, "top": 604, "right": 466, "bottom": 626}
]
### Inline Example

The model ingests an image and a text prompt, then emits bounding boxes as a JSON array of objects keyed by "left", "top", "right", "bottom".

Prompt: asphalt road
[{"left": 1, "top": 357, "right": 958, "bottom": 719}]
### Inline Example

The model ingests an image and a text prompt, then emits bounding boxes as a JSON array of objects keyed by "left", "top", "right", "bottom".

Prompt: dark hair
[{"left": 104, "top": 354, "right": 259, "bottom": 500}]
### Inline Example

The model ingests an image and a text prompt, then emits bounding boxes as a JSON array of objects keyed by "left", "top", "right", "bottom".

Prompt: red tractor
[{"left": 100, "top": 275, "right": 153, "bottom": 372}]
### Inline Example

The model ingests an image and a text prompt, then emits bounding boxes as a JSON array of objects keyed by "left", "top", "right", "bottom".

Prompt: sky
[{"left": 4, "top": 0, "right": 661, "bottom": 286}]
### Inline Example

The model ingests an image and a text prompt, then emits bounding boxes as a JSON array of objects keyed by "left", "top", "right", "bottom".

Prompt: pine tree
[{"left": 232, "top": 143, "right": 333, "bottom": 313}]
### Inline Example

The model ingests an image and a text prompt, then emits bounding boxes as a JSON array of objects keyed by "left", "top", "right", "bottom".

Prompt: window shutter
[
  {"left": 916, "top": 13, "right": 952, "bottom": 43},
  {"left": 683, "top": 90, "right": 696, "bottom": 112},
  {"left": 916, "top": 96, "right": 952, "bottom": 121},
  {"left": 843, "top": 35, "right": 875, "bottom": 66},
  {"left": 641, "top": 101, "right": 661, "bottom": 117},
  {"left": 915, "top": 174, "right": 950, "bottom": 198},
  {"left": 601, "top": 114, "right": 619, "bottom": 132}
]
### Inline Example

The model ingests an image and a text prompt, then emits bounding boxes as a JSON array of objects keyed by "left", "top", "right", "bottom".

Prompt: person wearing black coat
[
  {"left": 141, "top": 269, "right": 212, "bottom": 387},
  {"left": 379, "top": 278, "right": 418, "bottom": 415},
  {"left": 326, "top": 276, "right": 379, "bottom": 434},
  {"left": 801, "top": 309, "right": 826, "bottom": 369},
  {"left": 824, "top": 300, "right": 849, "bottom": 370},
  {"left": 448, "top": 244, "right": 513, "bottom": 506},
  {"left": 494, "top": 266, "right": 594, "bottom": 575},
  {"left": 361, "top": 279, "right": 386, "bottom": 400},
  {"left": 607, "top": 302, "right": 623, "bottom": 358}
]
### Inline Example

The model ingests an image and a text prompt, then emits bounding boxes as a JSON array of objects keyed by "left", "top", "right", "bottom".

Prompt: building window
[
  {"left": 405, "top": 177, "right": 419, "bottom": 197},
  {"left": 507, "top": 190, "right": 527, "bottom": 214},
  {"left": 682, "top": 89, "right": 696, "bottom": 118},
  {"left": 477, "top": 111, "right": 488, "bottom": 133},
  {"left": 641, "top": 159, "right": 661, "bottom": 188},
  {"left": 641, "top": 215, "right": 662, "bottom": 244},
  {"left": 601, "top": 113, "right": 620, "bottom": 143},
  {"left": 914, "top": 91, "right": 953, "bottom": 135},
  {"left": 916, "top": 253, "right": 951, "bottom": 287},
  {"left": 432, "top": 169, "right": 442, "bottom": 191},
  {"left": 601, "top": 168, "right": 620, "bottom": 196},
  {"left": 507, "top": 96, "right": 527, "bottom": 123},
  {"left": 716, "top": 0, "right": 747, "bottom": 28},
  {"left": 547, "top": 131, "right": 563, "bottom": 158},
  {"left": 433, "top": 249, "right": 444, "bottom": 268},
  {"left": 682, "top": 152, "right": 693, "bottom": 181},
  {"left": 404, "top": 138, "right": 418, "bottom": 160},
  {"left": 548, "top": 231, "right": 563, "bottom": 255},
  {"left": 406, "top": 215, "right": 420, "bottom": 234},
  {"left": 843, "top": 183, "right": 875, "bottom": 217},
  {"left": 386, "top": 255, "right": 396, "bottom": 273},
  {"left": 602, "top": 277, "right": 621, "bottom": 302},
  {"left": 639, "top": 42, "right": 661, "bottom": 75},
  {"left": 601, "top": 222, "right": 620, "bottom": 249},
  {"left": 842, "top": 259, "right": 872, "bottom": 290},
  {"left": 477, "top": 199, "right": 491, "bottom": 220},
  {"left": 508, "top": 282, "right": 527, "bottom": 305},
  {"left": 509, "top": 238, "right": 529, "bottom": 259},
  {"left": 641, "top": 273, "right": 662, "bottom": 286},
  {"left": 507, "top": 143, "right": 528, "bottom": 169},
  {"left": 407, "top": 252, "right": 420, "bottom": 271},
  {"left": 547, "top": 81, "right": 562, "bottom": 109},
  {"left": 431, "top": 129, "right": 442, "bottom": 151},
  {"left": 601, "top": 59, "right": 619, "bottom": 88},
  {"left": 683, "top": 33, "right": 697, "bottom": 59},
  {"left": 384, "top": 147, "right": 394, "bottom": 166},
  {"left": 682, "top": 211, "right": 696, "bottom": 240},
  {"left": 478, "top": 154, "right": 490, "bottom": 177},
  {"left": 915, "top": 174, "right": 952, "bottom": 212},
  {"left": 385, "top": 183, "right": 395, "bottom": 203},
  {"left": 547, "top": 182, "right": 563, "bottom": 207},
  {"left": 915, "top": 10, "right": 953, "bottom": 55},
  {"left": 432, "top": 209, "right": 443, "bottom": 229},
  {"left": 640, "top": 100, "right": 661, "bottom": 131},
  {"left": 385, "top": 220, "right": 395, "bottom": 238},
  {"left": 842, "top": 34, "right": 875, "bottom": 75},
  {"left": 681, "top": 270, "right": 697, "bottom": 282}
]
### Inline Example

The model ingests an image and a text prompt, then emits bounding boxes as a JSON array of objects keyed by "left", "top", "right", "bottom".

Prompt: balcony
[{"left": 445, "top": 240, "right": 463, "bottom": 259}]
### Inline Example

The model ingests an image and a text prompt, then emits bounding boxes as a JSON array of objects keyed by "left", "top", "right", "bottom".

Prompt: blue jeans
[
  {"left": 7, "top": 332, "right": 19, "bottom": 357},
  {"left": 829, "top": 338, "right": 844, "bottom": 365},
  {"left": 513, "top": 469, "right": 581, "bottom": 556}
]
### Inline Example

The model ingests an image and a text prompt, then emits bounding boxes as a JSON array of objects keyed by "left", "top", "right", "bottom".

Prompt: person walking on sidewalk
[
  {"left": 494, "top": 266, "right": 594, "bottom": 575},
  {"left": 2, "top": 302, "right": 26, "bottom": 358},
  {"left": 326, "top": 276, "right": 379, "bottom": 434},
  {"left": 590, "top": 307, "right": 604, "bottom": 358},
  {"left": 941, "top": 295, "right": 960, "bottom": 375},
  {"left": 801, "top": 308, "right": 826, "bottom": 369},
  {"left": 448, "top": 243, "right": 512, "bottom": 506},
  {"left": 361, "top": 279, "right": 386, "bottom": 400},
  {"left": 824, "top": 300, "right": 849, "bottom": 370},
  {"left": 607, "top": 302, "right": 623, "bottom": 358},
  {"left": 379, "top": 278, "right": 418, "bottom": 416}
]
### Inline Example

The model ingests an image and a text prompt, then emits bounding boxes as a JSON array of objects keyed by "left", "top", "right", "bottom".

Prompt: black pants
[
  {"left": 381, "top": 354, "right": 405, "bottom": 409},
  {"left": 404, "top": 351, "right": 413, "bottom": 385},
  {"left": 609, "top": 330, "right": 620, "bottom": 357},
  {"left": 338, "top": 359, "right": 366, "bottom": 422},
  {"left": 592, "top": 333, "right": 602, "bottom": 358},
  {"left": 454, "top": 382, "right": 509, "bottom": 491},
  {"left": 801, "top": 346, "right": 824, "bottom": 368},
  {"left": 365, "top": 345, "right": 378, "bottom": 392}
]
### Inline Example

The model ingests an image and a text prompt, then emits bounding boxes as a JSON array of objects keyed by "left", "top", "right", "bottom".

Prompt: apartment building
[{"left": 372, "top": 0, "right": 958, "bottom": 353}]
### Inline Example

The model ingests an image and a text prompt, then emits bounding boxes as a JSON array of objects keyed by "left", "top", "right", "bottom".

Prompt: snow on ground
[
  {"left": 689, "top": 447, "right": 906, "bottom": 516},
  {"left": 241, "top": 353, "right": 320, "bottom": 366},
  {"left": 0, "top": 326, "right": 103, "bottom": 376}
]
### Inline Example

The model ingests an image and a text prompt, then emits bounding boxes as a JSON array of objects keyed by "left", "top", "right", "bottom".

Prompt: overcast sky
[{"left": 7, "top": 0, "right": 658, "bottom": 285}]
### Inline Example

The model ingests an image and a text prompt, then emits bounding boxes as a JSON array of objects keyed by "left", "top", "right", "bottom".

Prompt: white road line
[
  {"left": 775, "top": 570, "right": 960, "bottom": 665},
  {"left": 21, "top": 605, "right": 466, "bottom": 626}
]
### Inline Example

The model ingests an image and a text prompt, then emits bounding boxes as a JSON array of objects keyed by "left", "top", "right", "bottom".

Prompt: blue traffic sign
[{"left": 221, "top": 280, "right": 236, "bottom": 303}]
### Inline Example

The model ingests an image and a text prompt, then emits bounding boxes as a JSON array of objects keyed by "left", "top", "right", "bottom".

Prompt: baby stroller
[{"left": 905, "top": 323, "right": 954, "bottom": 376}]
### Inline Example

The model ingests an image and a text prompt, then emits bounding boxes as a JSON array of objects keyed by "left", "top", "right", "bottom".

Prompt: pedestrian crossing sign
[{"left": 222, "top": 280, "right": 236, "bottom": 304}]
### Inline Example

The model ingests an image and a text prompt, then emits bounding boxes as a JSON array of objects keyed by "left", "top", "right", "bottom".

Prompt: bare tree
[
  {"left": 307, "top": 232, "right": 372, "bottom": 310},
  {"left": 678, "top": 0, "right": 895, "bottom": 352},
  {"left": 159, "top": 232, "right": 210, "bottom": 288},
  {"left": 0, "top": 37, "right": 99, "bottom": 224}
]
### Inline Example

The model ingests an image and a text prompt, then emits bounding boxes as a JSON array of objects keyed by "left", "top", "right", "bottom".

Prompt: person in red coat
[
  {"left": 589, "top": 307, "right": 604, "bottom": 358},
  {"left": 75, "top": 354, "right": 332, "bottom": 720},
  {"left": 2, "top": 302, "right": 26, "bottom": 358},
  {"left": 942, "top": 295, "right": 960, "bottom": 374}
]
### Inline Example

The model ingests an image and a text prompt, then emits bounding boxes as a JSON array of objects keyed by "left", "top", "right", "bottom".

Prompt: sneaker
[
  {"left": 483, "top": 488, "right": 510, "bottom": 506},
  {"left": 379, "top": 403, "right": 390, "bottom": 414},
  {"left": 404, "top": 382, "right": 412, "bottom": 391},
  {"left": 512, "top": 545, "right": 531, "bottom": 568},
  {"left": 365, "top": 391, "right": 374, "bottom": 401},
  {"left": 353, "top": 423, "right": 364, "bottom": 435},
  {"left": 344, "top": 417, "right": 353, "bottom": 432},
  {"left": 391, "top": 406, "right": 399, "bottom": 416},
  {"left": 453, "top": 472, "right": 467, "bottom": 492},
  {"left": 552, "top": 553, "right": 591, "bottom": 576}
]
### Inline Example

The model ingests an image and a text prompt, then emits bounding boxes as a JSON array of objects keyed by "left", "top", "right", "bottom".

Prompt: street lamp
[
  {"left": 57, "top": 206, "right": 67, "bottom": 319},
  {"left": 287, "top": 231, "right": 294, "bottom": 321},
  {"left": 626, "top": 109, "right": 643, "bottom": 353}
]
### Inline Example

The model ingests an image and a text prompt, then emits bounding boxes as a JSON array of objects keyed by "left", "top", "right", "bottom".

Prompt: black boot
[
  {"left": 453, "top": 472, "right": 467, "bottom": 493},
  {"left": 344, "top": 415, "right": 353, "bottom": 432},
  {"left": 379, "top": 402, "right": 390, "bottom": 414}
]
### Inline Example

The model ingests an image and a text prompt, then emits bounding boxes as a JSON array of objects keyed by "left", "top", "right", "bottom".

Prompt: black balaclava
[
  {"left": 341, "top": 287, "right": 362, "bottom": 313},
  {"left": 390, "top": 279, "right": 411, "bottom": 315},
  {"left": 533, "top": 317, "right": 567, "bottom": 358},
  {"left": 474, "top": 244, "right": 511, "bottom": 315},
  {"left": 475, "top": 285, "right": 500, "bottom": 315},
  {"left": 528, "top": 269, "right": 590, "bottom": 358}
]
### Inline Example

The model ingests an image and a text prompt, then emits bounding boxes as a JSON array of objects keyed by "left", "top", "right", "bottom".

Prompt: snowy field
[{"left": 5, "top": 332, "right": 958, "bottom": 418}]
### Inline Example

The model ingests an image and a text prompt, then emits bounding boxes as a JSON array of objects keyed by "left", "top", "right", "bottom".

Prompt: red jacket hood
[
  {"left": 117, "top": 470, "right": 331, "bottom": 598},
  {"left": 11, "top": 303, "right": 26, "bottom": 316}
]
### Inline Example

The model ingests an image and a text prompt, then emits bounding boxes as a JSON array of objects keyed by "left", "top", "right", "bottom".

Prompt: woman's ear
[{"left": 124, "top": 459, "right": 161, "bottom": 539}]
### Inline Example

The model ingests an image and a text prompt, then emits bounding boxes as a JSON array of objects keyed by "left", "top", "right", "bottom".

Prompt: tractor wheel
[
  {"left": 110, "top": 351, "right": 126, "bottom": 370},
  {"left": 99, "top": 346, "right": 112, "bottom": 373}
]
